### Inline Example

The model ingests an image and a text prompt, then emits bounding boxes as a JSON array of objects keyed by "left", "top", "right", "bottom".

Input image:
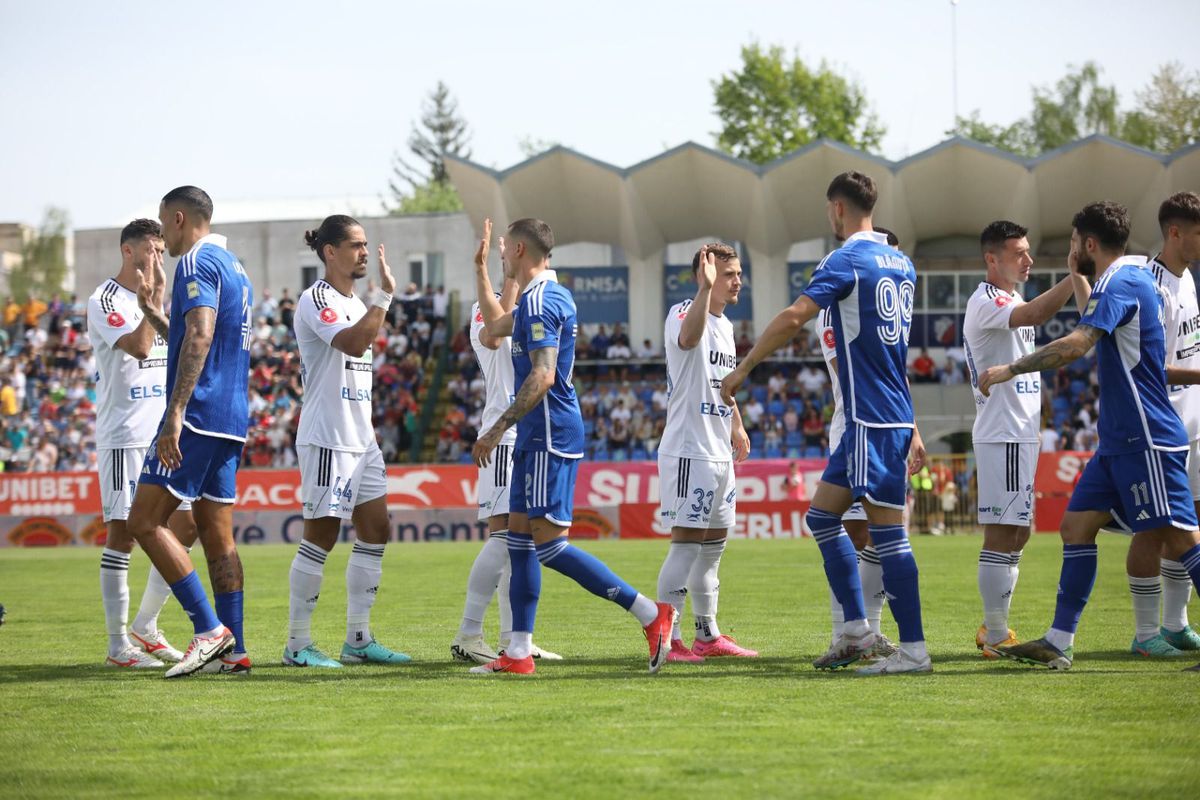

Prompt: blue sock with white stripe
[
  {"left": 215, "top": 591, "right": 245, "bottom": 655},
  {"left": 807, "top": 508, "right": 866, "bottom": 624},
  {"left": 1179, "top": 544, "right": 1200, "bottom": 592},
  {"left": 536, "top": 537, "right": 639, "bottom": 609},
  {"left": 870, "top": 524, "right": 925, "bottom": 644},
  {"left": 506, "top": 534, "right": 541, "bottom": 637},
  {"left": 169, "top": 571, "right": 222, "bottom": 635},
  {"left": 1048, "top": 544, "right": 1098, "bottom": 648}
]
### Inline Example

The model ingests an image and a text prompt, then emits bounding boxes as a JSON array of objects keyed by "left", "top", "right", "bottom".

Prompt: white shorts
[
  {"left": 477, "top": 442, "right": 514, "bottom": 521},
  {"left": 299, "top": 443, "right": 387, "bottom": 521},
  {"left": 844, "top": 501, "right": 866, "bottom": 522},
  {"left": 658, "top": 454, "right": 736, "bottom": 530},
  {"left": 98, "top": 446, "right": 191, "bottom": 522},
  {"left": 975, "top": 441, "right": 1038, "bottom": 526},
  {"left": 1188, "top": 438, "right": 1200, "bottom": 500}
]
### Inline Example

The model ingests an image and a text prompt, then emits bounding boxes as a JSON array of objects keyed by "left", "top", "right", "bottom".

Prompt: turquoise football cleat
[
  {"left": 1161, "top": 625, "right": 1200, "bottom": 651},
  {"left": 341, "top": 639, "right": 412, "bottom": 665},
  {"left": 282, "top": 644, "right": 342, "bottom": 668},
  {"left": 1131, "top": 634, "right": 1185, "bottom": 658}
]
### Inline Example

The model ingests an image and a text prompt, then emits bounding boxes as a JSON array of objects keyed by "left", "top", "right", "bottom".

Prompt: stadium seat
[
  {"left": 612, "top": 448, "right": 629, "bottom": 462},
  {"left": 765, "top": 445, "right": 783, "bottom": 459},
  {"left": 751, "top": 386, "right": 768, "bottom": 403},
  {"left": 786, "top": 446, "right": 801, "bottom": 459},
  {"left": 784, "top": 430, "right": 804, "bottom": 447},
  {"left": 750, "top": 430, "right": 765, "bottom": 448},
  {"left": 767, "top": 400, "right": 786, "bottom": 417},
  {"left": 804, "top": 446, "right": 824, "bottom": 458}
]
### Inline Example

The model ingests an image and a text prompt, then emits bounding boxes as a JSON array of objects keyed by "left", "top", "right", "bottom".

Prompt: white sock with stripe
[
  {"left": 658, "top": 542, "right": 701, "bottom": 641},
  {"left": 460, "top": 532, "right": 509, "bottom": 637},
  {"left": 287, "top": 540, "right": 328, "bottom": 652},
  {"left": 100, "top": 548, "right": 132, "bottom": 657},
  {"left": 979, "top": 549, "right": 1012, "bottom": 644},
  {"left": 1128, "top": 574, "right": 1162, "bottom": 643},
  {"left": 346, "top": 541, "right": 385, "bottom": 648},
  {"left": 1161, "top": 558, "right": 1193, "bottom": 633}
]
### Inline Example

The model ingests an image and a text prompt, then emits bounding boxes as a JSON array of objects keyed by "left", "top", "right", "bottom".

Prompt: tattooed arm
[
  {"left": 155, "top": 307, "right": 215, "bottom": 469},
  {"left": 472, "top": 346, "right": 557, "bottom": 467},
  {"left": 978, "top": 324, "right": 1103, "bottom": 397}
]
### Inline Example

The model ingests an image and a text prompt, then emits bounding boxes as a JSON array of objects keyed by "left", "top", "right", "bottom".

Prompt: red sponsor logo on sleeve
[
  {"left": 474, "top": 311, "right": 484, "bottom": 323},
  {"left": 822, "top": 328, "right": 836, "bottom": 349},
  {"left": 106, "top": 312, "right": 125, "bottom": 328},
  {"left": 995, "top": 295, "right": 1012, "bottom": 307},
  {"left": 319, "top": 307, "right": 338, "bottom": 324}
]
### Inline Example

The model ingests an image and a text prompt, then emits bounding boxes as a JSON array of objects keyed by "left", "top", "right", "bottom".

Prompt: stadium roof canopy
[{"left": 447, "top": 135, "right": 1197, "bottom": 258}]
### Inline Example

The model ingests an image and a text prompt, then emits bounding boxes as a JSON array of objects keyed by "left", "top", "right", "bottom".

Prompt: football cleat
[
  {"left": 282, "top": 644, "right": 342, "bottom": 668},
  {"left": 105, "top": 646, "right": 164, "bottom": 669},
  {"left": 1130, "top": 634, "right": 1185, "bottom": 658},
  {"left": 1161, "top": 625, "right": 1200, "bottom": 651},
  {"left": 341, "top": 640, "right": 412, "bottom": 664},
  {"left": 644, "top": 602, "right": 676, "bottom": 674},
  {"left": 854, "top": 649, "right": 932, "bottom": 676},
  {"left": 813, "top": 630, "right": 876, "bottom": 670},
  {"left": 976, "top": 624, "right": 1018, "bottom": 654},
  {"left": 451, "top": 634, "right": 500, "bottom": 664},
  {"left": 164, "top": 627, "right": 235, "bottom": 679},
  {"left": 469, "top": 653, "right": 535, "bottom": 675},
  {"left": 668, "top": 639, "right": 705, "bottom": 663},
  {"left": 995, "top": 637, "right": 1073, "bottom": 670},
  {"left": 691, "top": 635, "right": 759, "bottom": 658},
  {"left": 863, "top": 633, "right": 899, "bottom": 661},
  {"left": 498, "top": 640, "right": 564, "bottom": 661},
  {"left": 129, "top": 628, "right": 184, "bottom": 663},
  {"left": 201, "top": 653, "right": 252, "bottom": 675}
]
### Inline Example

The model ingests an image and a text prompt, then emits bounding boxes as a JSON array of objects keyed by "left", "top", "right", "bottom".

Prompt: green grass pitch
[{"left": 1, "top": 535, "right": 1196, "bottom": 799}]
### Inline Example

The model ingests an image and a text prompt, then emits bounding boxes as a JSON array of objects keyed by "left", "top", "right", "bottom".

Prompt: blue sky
[{"left": 2, "top": 0, "right": 1197, "bottom": 228}]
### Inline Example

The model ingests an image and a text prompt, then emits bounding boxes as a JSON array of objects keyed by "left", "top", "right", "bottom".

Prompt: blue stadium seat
[
  {"left": 749, "top": 447, "right": 763, "bottom": 460},
  {"left": 750, "top": 430, "right": 765, "bottom": 448},
  {"left": 786, "top": 446, "right": 801, "bottom": 459},
  {"left": 1069, "top": 379, "right": 1086, "bottom": 397},
  {"left": 765, "top": 444, "right": 783, "bottom": 459},
  {"left": 630, "top": 446, "right": 648, "bottom": 461},
  {"left": 767, "top": 401, "right": 786, "bottom": 417},
  {"left": 612, "top": 448, "right": 629, "bottom": 462},
  {"left": 784, "top": 430, "right": 804, "bottom": 447},
  {"left": 787, "top": 399, "right": 803, "bottom": 414},
  {"left": 751, "top": 386, "right": 768, "bottom": 403},
  {"left": 804, "top": 445, "right": 824, "bottom": 458}
]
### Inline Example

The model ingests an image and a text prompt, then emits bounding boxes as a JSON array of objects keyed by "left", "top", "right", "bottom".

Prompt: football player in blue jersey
[
  {"left": 723, "top": 171, "right": 931, "bottom": 675},
  {"left": 126, "top": 186, "right": 254, "bottom": 678},
  {"left": 980, "top": 201, "right": 1200, "bottom": 669},
  {"left": 469, "top": 217, "right": 675, "bottom": 675}
]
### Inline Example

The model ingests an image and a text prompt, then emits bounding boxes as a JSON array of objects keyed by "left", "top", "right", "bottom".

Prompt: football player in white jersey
[
  {"left": 283, "top": 215, "right": 410, "bottom": 668},
  {"left": 656, "top": 243, "right": 757, "bottom": 663},
  {"left": 451, "top": 275, "right": 562, "bottom": 663},
  {"left": 90, "top": 219, "right": 197, "bottom": 668},
  {"left": 1124, "top": 192, "right": 1200, "bottom": 657},
  {"left": 963, "top": 220, "right": 1081, "bottom": 655}
]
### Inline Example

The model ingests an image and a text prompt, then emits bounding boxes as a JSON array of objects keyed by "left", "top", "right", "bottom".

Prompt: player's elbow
[{"left": 127, "top": 344, "right": 152, "bottom": 361}]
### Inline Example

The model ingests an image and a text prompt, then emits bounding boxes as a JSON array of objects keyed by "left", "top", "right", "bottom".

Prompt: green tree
[
  {"left": 9, "top": 207, "right": 69, "bottom": 302},
  {"left": 387, "top": 81, "right": 470, "bottom": 214},
  {"left": 712, "top": 43, "right": 885, "bottom": 163},
  {"left": 1122, "top": 61, "right": 1200, "bottom": 152}
]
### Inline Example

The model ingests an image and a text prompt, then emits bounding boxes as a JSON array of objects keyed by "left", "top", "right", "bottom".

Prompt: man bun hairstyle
[
  {"left": 120, "top": 218, "right": 162, "bottom": 245},
  {"left": 826, "top": 171, "right": 878, "bottom": 213},
  {"left": 304, "top": 215, "right": 362, "bottom": 264},
  {"left": 1072, "top": 201, "right": 1130, "bottom": 253},
  {"left": 161, "top": 185, "right": 213, "bottom": 222},
  {"left": 691, "top": 242, "right": 739, "bottom": 276},
  {"left": 1158, "top": 192, "right": 1200, "bottom": 233},
  {"left": 507, "top": 218, "right": 554, "bottom": 259},
  {"left": 979, "top": 220, "right": 1029, "bottom": 254}
]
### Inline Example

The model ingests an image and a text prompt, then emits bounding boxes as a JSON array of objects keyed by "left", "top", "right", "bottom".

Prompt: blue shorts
[
  {"left": 823, "top": 423, "right": 913, "bottom": 510},
  {"left": 509, "top": 449, "right": 578, "bottom": 526},
  {"left": 139, "top": 426, "right": 244, "bottom": 504},
  {"left": 1068, "top": 449, "right": 1198, "bottom": 533}
]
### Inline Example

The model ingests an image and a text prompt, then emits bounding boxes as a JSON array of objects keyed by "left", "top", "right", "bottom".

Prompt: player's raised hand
[
  {"left": 472, "top": 426, "right": 502, "bottom": 468},
  {"left": 377, "top": 244, "right": 396, "bottom": 295},
  {"left": 1066, "top": 237, "right": 1080, "bottom": 275},
  {"left": 136, "top": 259, "right": 155, "bottom": 312},
  {"left": 698, "top": 246, "right": 716, "bottom": 291},
  {"left": 720, "top": 366, "right": 746, "bottom": 406},
  {"left": 978, "top": 364, "right": 1014, "bottom": 397},
  {"left": 474, "top": 218, "right": 492, "bottom": 272}
]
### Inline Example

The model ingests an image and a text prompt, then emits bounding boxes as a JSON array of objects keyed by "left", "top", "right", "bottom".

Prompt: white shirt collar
[
  {"left": 522, "top": 268, "right": 558, "bottom": 294},
  {"left": 1112, "top": 254, "right": 1148, "bottom": 270},
  {"left": 187, "top": 232, "right": 228, "bottom": 255},
  {"left": 844, "top": 230, "right": 888, "bottom": 246}
]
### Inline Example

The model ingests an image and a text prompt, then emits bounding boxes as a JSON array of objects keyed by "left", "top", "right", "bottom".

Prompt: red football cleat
[
  {"left": 644, "top": 602, "right": 676, "bottom": 674},
  {"left": 691, "top": 634, "right": 759, "bottom": 658},
  {"left": 668, "top": 639, "right": 706, "bottom": 663},
  {"left": 469, "top": 653, "right": 536, "bottom": 675}
]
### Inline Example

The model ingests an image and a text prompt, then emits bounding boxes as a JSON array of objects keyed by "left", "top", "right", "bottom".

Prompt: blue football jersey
[
  {"left": 511, "top": 270, "right": 584, "bottom": 457},
  {"left": 167, "top": 233, "right": 253, "bottom": 442},
  {"left": 1079, "top": 256, "right": 1187, "bottom": 455},
  {"left": 802, "top": 230, "right": 916, "bottom": 427}
]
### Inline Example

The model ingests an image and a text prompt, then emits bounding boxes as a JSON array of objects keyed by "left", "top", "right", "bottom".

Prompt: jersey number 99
[{"left": 876, "top": 277, "right": 914, "bottom": 345}]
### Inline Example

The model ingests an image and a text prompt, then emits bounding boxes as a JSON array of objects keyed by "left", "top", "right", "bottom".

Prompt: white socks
[
  {"left": 1161, "top": 558, "right": 1194, "bottom": 633},
  {"left": 630, "top": 593, "right": 660, "bottom": 627},
  {"left": 859, "top": 546, "right": 884, "bottom": 635},
  {"left": 346, "top": 541, "right": 385, "bottom": 648},
  {"left": 100, "top": 548, "right": 132, "bottom": 656},
  {"left": 689, "top": 538, "right": 726, "bottom": 642},
  {"left": 979, "top": 550, "right": 1013, "bottom": 644},
  {"left": 658, "top": 542, "right": 701, "bottom": 640},
  {"left": 460, "top": 533, "right": 510, "bottom": 637},
  {"left": 131, "top": 565, "right": 174, "bottom": 636},
  {"left": 287, "top": 540, "right": 328, "bottom": 652},
  {"left": 829, "top": 586, "right": 845, "bottom": 643},
  {"left": 1045, "top": 626, "right": 1074, "bottom": 651},
  {"left": 506, "top": 631, "right": 533, "bottom": 659},
  {"left": 1129, "top": 574, "right": 1163, "bottom": 642}
]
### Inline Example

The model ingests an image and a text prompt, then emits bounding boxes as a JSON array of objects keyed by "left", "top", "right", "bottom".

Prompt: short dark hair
[
  {"left": 161, "top": 185, "right": 213, "bottom": 222},
  {"left": 873, "top": 226, "right": 900, "bottom": 247},
  {"left": 979, "top": 220, "right": 1029, "bottom": 254},
  {"left": 507, "top": 218, "right": 554, "bottom": 258},
  {"left": 1159, "top": 192, "right": 1200, "bottom": 233},
  {"left": 304, "top": 215, "right": 362, "bottom": 264},
  {"left": 691, "top": 242, "right": 739, "bottom": 276},
  {"left": 826, "top": 171, "right": 878, "bottom": 213},
  {"left": 1072, "top": 201, "right": 1130, "bottom": 253},
  {"left": 120, "top": 218, "right": 162, "bottom": 245}
]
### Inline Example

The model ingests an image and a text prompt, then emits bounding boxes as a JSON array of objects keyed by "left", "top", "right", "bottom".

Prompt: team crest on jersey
[
  {"left": 106, "top": 311, "right": 125, "bottom": 328},
  {"left": 822, "top": 328, "right": 836, "bottom": 349},
  {"left": 1086, "top": 299, "right": 1098, "bottom": 316},
  {"left": 531, "top": 322, "right": 545, "bottom": 341},
  {"left": 475, "top": 311, "right": 484, "bottom": 323},
  {"left": 319, "top": 307, "right": 338, "bottom": 324},
  {"left": 186, "top": 281, "right": 199, "bottom": 299},
  {"left": 994, "top": 295, "right": 1012, "bottom": 308}
]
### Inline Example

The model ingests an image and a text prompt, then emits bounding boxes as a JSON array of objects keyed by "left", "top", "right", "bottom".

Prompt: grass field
[{"left": 1, "top": 535, "right": 1197, "bottom": 799}]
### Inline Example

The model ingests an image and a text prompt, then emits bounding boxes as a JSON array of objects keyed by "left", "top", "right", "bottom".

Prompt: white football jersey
[
  {"left": 1149, "top": 256, "right": 1200, "bottom": 442},
  {"left": 295, "top": 279, "right": 374, "bottom": 453},
  {"left": 470, "top": 301, "right": 516, "bottom": 446},
  {"left": 818, "top": 307, "right": 846, "bottom": 446},
  {"left": 88, "top": 279, "right": 168, "bottom": 449},
  {"left": 963, "top": 282, "right": 1040, "bottom": 443},
  {"left": 658, "top": 301, "right": 736, "bottom": 461}
]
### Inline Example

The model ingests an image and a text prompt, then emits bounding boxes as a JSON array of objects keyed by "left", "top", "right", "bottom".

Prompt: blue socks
[
  {"left": 215, "top": 591, "right": 245, "bottom": 655},
  {"left": 807, "top": 508, "right": 866, "bottom": 622},
  {"left": 507, "top": 534, "right": 541, "bottom": 634},
  {"left": 169, "top": 571, "right": 222, "bottom": 635},
  {"left": 870, "top": 524, "right": 924, "bottom": 643},
  {"left": 1051, "top": 544, "right": 1098, "bottom": 636},
  {"left": 536, "top": 538, "right": 637, "bottom": 610}
]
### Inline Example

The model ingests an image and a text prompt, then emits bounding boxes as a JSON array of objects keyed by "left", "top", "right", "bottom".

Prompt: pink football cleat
[
  {"left": 691, "top": 635, "right": 759, "bottom": 658},
  {"left": 667, "top": 639, "right": 706, "bottom": 663}
]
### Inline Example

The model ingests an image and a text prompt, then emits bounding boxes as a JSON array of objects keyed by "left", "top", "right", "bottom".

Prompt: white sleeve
[
  {"left": 969, "top": 291, "right": 1017, "bottom": 330},
  {"left": 296, "top": 292, "right": 352, "bottom": 346},
  {"left": 664, "top": 302, "right": 689, "bottom": 351},
  {"left": 87, "top": 296, "right": 137, "bottom": 349}
]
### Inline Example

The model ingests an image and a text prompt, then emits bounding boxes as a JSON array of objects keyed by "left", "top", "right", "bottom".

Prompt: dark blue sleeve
[
  {"left": 801, "top": 251, "right": 855, "bottom": 309},
  {"left": 177, "top": 250, "right": 220, "bottom": 315},
  {"left": 1079, "top": 273, "right": 1131, "bottom": 334},
  {"left": 524, "top": 289, "right": 564, "bottom": 352}
]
